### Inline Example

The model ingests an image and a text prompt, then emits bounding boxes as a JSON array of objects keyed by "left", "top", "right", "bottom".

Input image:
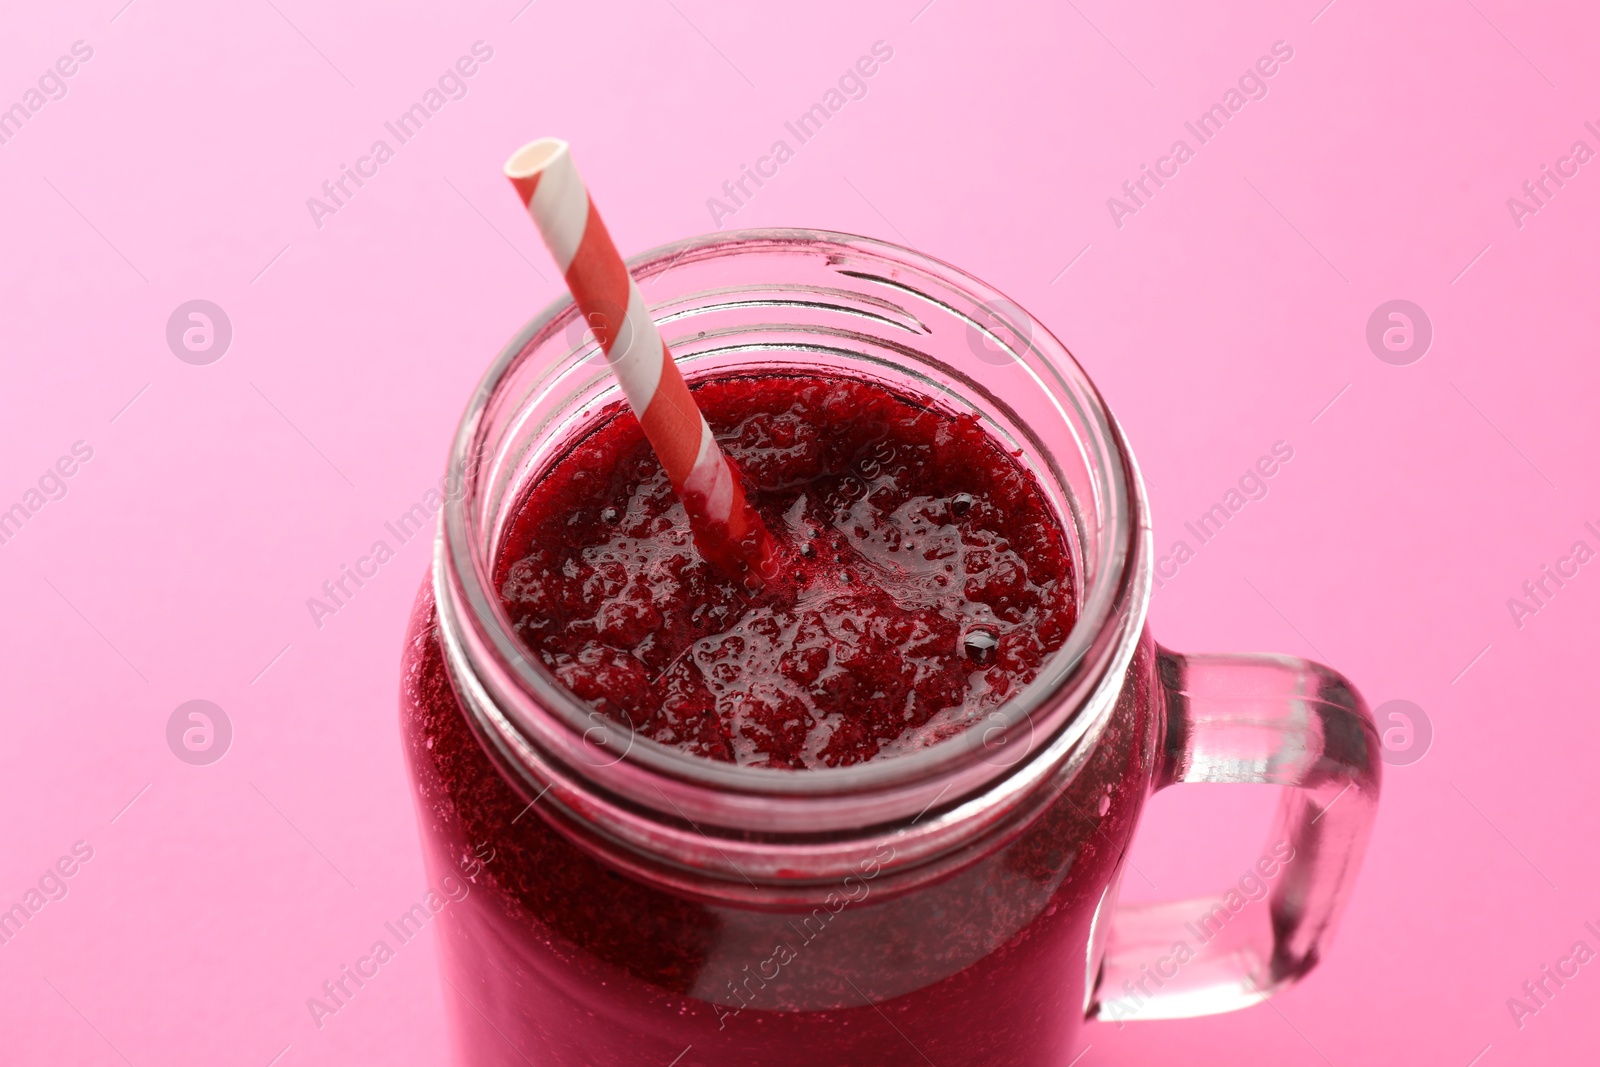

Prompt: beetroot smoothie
[
  {"left": 402, "top": 372, "right": 1158, "bottom": 1065},
  {"left": 494, "top": 374, "right": 1077, "bottom": 768}
]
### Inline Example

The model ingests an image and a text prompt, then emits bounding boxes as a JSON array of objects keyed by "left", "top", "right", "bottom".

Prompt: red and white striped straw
[{"left": 504, "top": 138, "right": 776, "bottom": 585}]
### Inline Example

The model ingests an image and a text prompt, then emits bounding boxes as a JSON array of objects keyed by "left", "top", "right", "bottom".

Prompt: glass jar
[{"left": 400, "top": 230, "right": 1381, "bottom": 1066}]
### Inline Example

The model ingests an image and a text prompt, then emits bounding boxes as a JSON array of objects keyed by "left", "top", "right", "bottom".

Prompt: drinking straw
[{"left": 504, "top": 138, "right": 777, "bottom": 585}]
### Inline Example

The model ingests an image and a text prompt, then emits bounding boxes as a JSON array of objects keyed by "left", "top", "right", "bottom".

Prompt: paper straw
[{"left": 504, "top": 138, "right": 776, "bottom": 585}]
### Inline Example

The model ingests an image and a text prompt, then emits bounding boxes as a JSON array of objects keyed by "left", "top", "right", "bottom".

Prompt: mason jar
[{"left": 400, "top": 229, "right": 1380, "bottom": 1066}]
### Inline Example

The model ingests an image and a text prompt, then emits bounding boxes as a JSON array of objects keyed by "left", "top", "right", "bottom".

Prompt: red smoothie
[
  {"left": 401, "top": 372, "right": 1156, "bottom": 1065},
  {"left": 493, "top": 373, "right": 1077, "bottom": 768}
]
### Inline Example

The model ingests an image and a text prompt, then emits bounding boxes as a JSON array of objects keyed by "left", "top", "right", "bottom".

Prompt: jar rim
[{"left": 437, "top": 228, "right": 1151, "bottom": 845}]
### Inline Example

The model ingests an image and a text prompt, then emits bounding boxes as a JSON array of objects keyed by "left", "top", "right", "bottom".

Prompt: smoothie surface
[{"left": 496, "top": 373, "right": 1076, "bottom": 768}]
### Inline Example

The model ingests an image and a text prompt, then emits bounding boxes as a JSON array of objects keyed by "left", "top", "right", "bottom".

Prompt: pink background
[{"left": 2, "top": 0, "right": 1596, "bottom": 1063}]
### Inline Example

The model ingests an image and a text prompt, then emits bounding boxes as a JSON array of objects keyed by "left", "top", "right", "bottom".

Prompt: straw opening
[{"left": 504, "top": 137, "right": 569, "bottom": 178}]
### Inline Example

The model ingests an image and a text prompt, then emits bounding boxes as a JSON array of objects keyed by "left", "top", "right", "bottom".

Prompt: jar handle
[{"left": 1089, "top": 647, "right": 1381, "bottom": 1022}]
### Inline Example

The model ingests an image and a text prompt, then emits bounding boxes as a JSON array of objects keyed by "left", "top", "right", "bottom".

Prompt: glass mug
[{"left": 400, "top": 230, "right": 1380, "bottom": 1065}]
